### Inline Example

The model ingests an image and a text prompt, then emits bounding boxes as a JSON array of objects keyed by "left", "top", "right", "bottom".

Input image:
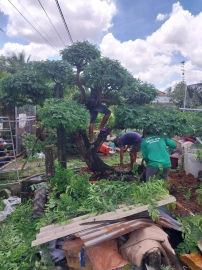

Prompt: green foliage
[
  {"left": 49, "top": 165, "right": 75, "bottom": 194},
  {"left": 196, "top": 184, "right": 202, "bottom": 205},
  {"left": 0, "top": 197, "right": 4, "bottom": 211},
  {"left": 29, "top": 60, "right": 74, "bottom": 84},
  {"left": 38, "top": 98, "right": 89, "bottom": 131},
  {"left": 114, "top": 105, "right": 193, "bottom": 137},
  {"left": 184, "top": 189, "right": 191, "bottom": 200},
  {"left": 83, "top": 57, "right": 127, "bottom": 91},
  {"left": 0, "top": 55, "right": 7, "bottom": 74},
  {"left": 1, "top": 51, "right": 31, "bottom": 74},
  {"left": 195, "top": 149, "right": 202, "bottom": 163},
  {"left": 60, "top": 40, "right": 100, "bottom": 71},
  {"left": 121, "top": 75, "right": 157, "bottom": 105},
  {"left": 0, "top": 200, "right": 53, "bottom": 270},
  {"left": 184, "top": 111, "right": 202, "bottom": 136},
  {"left": 167, "top": 81, "right": 187, "bottom": 107},
  {"left": 22, "top": 132, "right": 44, "bottom": 153},
  {"left": 1, "top": 70, "right": 50, "bottom": 106},
  {"left": 176, "top": 215, "right": 202, "bottom": 255},
  {"left": 40, "top": 167, "right": 169, "bottom": 225}
]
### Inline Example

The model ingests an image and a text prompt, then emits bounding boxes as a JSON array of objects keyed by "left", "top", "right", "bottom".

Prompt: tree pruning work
[{"left": 0, "top": 41, "right": 197, "bottom": 174}]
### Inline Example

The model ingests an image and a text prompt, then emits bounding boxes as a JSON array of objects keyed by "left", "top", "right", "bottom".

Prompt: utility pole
[{"left": 181, "top": 61, "right": 187, "bottom": 109}]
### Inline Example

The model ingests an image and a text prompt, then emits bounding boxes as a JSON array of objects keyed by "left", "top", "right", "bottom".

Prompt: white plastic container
[
  {"left": 182, "top": 142, "right": 194, "bottom": 172},
  {"left": 184, "top": 148, "right": 202, "bottom": 178}
]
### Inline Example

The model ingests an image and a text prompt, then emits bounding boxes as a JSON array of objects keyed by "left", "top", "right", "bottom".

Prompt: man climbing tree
[{"left": 87, "top": 87, "right": 111, "bottom": 145}]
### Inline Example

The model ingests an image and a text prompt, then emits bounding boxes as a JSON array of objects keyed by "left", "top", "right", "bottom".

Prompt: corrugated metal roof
[
  {"left": 76, "top": 219, "right": 153, "bottom": 247},
  {"left": 76, "top": 213, "right": 181, "bottom": 247}
]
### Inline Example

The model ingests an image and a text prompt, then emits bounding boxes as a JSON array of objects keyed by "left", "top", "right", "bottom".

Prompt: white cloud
[
  {"left": 156, "top": 13, "right": 168, "bottom": 21},
  {"left": 0, "top": 0, "right": 116, "bottom": 58},
  {"left": 100, "top": 2, "right": 202, "bottom": 89},
  {"left": 0, "top": 42, "right": 57, "bottom": 61}
]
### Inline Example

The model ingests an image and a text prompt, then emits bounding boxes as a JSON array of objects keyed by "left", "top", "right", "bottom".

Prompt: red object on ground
[
  {"left": 170, "top": 155, "right": 178, "bottom": 169},
  {"left": 184, "top": 137, "right": 195, "bottom": 143},
  {"left": 98, "top": 144, "right": 110, "bottom": 154}
]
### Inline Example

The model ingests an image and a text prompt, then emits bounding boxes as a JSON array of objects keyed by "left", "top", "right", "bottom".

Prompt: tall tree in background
[
  {"left": 0, "top": 51, "right": 31, "bottom": 121},
  {"left": 166, "top": 82, "right": 188, "bottom": 108},
  {"left": 5, "top": 51, "right": 31, "bottom": 74}
]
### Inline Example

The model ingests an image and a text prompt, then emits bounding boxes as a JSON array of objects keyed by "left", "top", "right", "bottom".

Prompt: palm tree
[{"left": 6, "top": 51, "right": 31, "bottom": 74}]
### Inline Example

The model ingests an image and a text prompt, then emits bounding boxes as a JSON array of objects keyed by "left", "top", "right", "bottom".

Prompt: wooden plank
[
  {"left": 40, "top": 204, "right": 128, "bottom": 233},
  {"left": 31, "top": 195, "right": 176, "bottom": 247},
  {"left": 40, "top": 213, "right": 96, "bottom": 233}
]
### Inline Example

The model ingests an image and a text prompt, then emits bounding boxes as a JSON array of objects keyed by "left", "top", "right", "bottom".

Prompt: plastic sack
[
  {"left": 36, "top": 152, "right": 45, "bottom": 159},
  {"left": 86, "top": 239, "right": 129, "bottom": 270},
  {"left": 0, "top": 196, "right": 21, "bottom": 221}
]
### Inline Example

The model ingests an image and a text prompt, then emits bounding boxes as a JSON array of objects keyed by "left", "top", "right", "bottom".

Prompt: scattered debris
[{"left": 0, "top": 196, "right": 21, "bottom": 221}]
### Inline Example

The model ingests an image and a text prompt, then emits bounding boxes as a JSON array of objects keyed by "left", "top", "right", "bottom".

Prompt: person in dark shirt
[
  {"left": 88, "top": 88, "right": 111, "bottom": 144},
  {"left": 0, "top": 138, "right": 13, "bottom": 167},
  {"left": 114, "top": 132, "right": 142, "bottom": 169}
]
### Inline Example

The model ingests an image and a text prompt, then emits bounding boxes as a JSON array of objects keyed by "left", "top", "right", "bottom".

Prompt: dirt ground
[{"left": 168, "top": 170, "right": 202, "bottom": 217}]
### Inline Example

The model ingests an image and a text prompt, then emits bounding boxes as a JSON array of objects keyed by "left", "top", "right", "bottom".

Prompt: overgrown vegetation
[
  {"left": 36, "top": 165, "right": 169, "bottom": 228},
  {"left": 176, "top": 215, "right": 202, "bottom": 255},
  {"left": 22, "top": 132, "right": 45, "bottom": 154},
  {"left": 0, "top": 200, "right": 53, "bottom": 270},
  {"left": 0, "top": 165, "right": 172, "bottom": 269}
]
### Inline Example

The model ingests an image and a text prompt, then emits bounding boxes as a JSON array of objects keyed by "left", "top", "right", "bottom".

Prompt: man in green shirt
[{"left": 141, "top": 131, "right": 177, "bottom": 181}]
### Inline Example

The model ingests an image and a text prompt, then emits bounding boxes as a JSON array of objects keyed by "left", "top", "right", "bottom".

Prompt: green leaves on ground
[
  {"left": 40, "top": 166, "right": 169, "bottom": 226},
  {"left": 0, "top": 200, "right": 53, "bottom": 270},
  {"left": 176, "top": 215, "right": 202, "bottom": 255},
  {"left": 38, "top": 98, "right": 89, "bottom": 131}
]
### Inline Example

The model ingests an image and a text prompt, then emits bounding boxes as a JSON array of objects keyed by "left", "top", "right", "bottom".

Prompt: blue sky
[{"left": 0, "top": 0, "right": 202, "bottom": 90}]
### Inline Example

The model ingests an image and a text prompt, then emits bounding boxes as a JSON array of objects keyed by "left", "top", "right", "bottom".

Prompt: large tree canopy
[
  {"left": 1, "top": 70, "right": 50, "bottom": 107},
  {"left": 29, "top": 60, "right": 74, "bottom": 84},
  {"left": 60, "top": 41, "right": 100, "bottom": 71},
  {"left": 28, "top": 60, "right": 74, "bottom": 99},
  {"left": 61, "top": 41, "right": 100, "bottom": 102}
]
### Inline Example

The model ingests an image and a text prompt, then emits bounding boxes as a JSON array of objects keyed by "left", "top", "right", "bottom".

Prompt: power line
[
  {"left": 7, "top": 0, "right": 58, "bottom": 52},
  {"left": 37, "top": 0, "right": 66, "bottom": 47},
  {"left": 55, "top": 0, "right": 73, "bottom": 44},
  {"left": 17, "top": 0, "right": 58, "bottom": 51}
]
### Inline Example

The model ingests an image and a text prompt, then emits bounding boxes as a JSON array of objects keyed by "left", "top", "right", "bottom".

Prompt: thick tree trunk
[
  {"left": 74, "top": 130, "right": 114, "bottom": 175},
  {"left": 57, "top": 124, "right": 66, "bottom": 169}
]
